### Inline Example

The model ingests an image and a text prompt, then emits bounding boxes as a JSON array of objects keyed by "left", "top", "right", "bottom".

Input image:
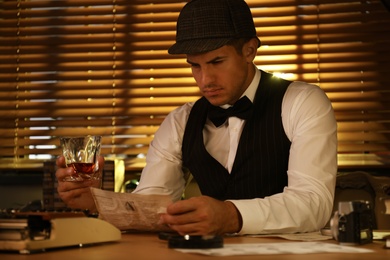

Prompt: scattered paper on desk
[
  {"left": 175, "top": 242, "right": 373, "bottom": 256},
  {"left": 249, "top": 231, "right": 332, "bottom": 241},
  {"left": 90, "top": 188, "right": 172, "bottom": 232}
]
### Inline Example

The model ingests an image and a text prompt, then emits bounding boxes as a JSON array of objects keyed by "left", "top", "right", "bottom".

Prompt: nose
[{"left": 199, "top": 66, "right": 214, "bottom": 87}]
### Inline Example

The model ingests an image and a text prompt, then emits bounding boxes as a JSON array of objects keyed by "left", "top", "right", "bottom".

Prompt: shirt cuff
[{"left": 227, "top": 199, "right": 267, "bottom": 235}]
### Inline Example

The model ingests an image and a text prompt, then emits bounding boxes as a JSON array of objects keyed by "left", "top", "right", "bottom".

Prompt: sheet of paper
[
  {"left": 90, "top": 188, "right": 172, "bottom": 232},
  {"left": 248, "top": 231, "right": 332, "bottom": 241},
  {"left": 175, "top": 242, "right": 373, "bottom": 256}
]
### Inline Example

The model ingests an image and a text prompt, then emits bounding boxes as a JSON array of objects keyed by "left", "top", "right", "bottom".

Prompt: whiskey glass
[{"left": 60, "top": 135, "right": 102, "bottom": 181}]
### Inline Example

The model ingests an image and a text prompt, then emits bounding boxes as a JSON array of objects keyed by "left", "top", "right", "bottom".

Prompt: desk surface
[{"left": 1, "top": 233, "right": 389, "bottom": 260}]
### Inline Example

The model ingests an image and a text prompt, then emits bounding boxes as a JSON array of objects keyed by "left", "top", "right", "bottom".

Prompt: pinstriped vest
[{"left": 182, "top": 70, "right": 291, "bottom": 200}]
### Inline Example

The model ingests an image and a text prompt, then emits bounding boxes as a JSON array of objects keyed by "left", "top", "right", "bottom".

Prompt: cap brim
[{"left": 168, "top": 38, "right": 232, "bottom": 55}]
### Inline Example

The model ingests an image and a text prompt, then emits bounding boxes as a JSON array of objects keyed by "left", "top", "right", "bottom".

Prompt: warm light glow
[{"left": 272, "top": 72, "right": 295, "bottom": 80}]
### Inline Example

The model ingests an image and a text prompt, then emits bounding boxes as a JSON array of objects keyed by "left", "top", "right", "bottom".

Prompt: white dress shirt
[{"left": 134, "top": 68, "right": 338, "bottom": 235}]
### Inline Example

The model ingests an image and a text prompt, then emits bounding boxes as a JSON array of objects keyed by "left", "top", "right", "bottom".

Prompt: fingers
[
  {"left": 55, "top": 155, "right": 74, "bottom": 181},
  {"left": 168, "top": 223, "right": 206, "bottom": 236},
  {"left": 56, "top": 176, "right": 100, "bottom": 212},
  {"left": 55, "top": 166, "right": 75, "bottom": 183},
  {"left": 55, "top": 154, "right": 104, "bottom": 212},
  {"left": 160, "top": 197, "right": 215, "bottom": 235},
  {"left": 56, "top": 155, "right": 66, "bottom": 168},
  {"left": 166, "top": 198, "right": 197, "bottom": 215},
  {"left": 58, "top": 185, "right": 89, "bottom": 201},
  {"left": 58, "top": 186, "right": 97, "bottom": 212},
  {"left": 160, "top": 196, "right": 241, "bottom": 236}
]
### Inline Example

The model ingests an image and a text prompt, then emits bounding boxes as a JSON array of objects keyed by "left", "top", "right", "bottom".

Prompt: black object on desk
[{"left": 168, "top": 234, "right": 223, "bottom": 249}]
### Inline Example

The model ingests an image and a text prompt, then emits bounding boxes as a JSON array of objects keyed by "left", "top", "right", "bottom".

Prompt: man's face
[{"left": 186, "top": 43, "right": 255, "bottom": 107}]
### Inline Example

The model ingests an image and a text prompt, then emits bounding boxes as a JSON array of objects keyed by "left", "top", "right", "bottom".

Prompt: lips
[{"left": 203, "top": 88, "right": 223, "bottom": 97}]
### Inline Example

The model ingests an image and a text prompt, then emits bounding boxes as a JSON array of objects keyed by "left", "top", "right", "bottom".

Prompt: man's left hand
[{"left": 159, "top": 195, "right": 242, "bottom": 235}]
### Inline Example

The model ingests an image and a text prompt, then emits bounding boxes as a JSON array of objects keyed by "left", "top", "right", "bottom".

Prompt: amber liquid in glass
[{"left": 69, "top": 162, "right": 96, "bottom": 179}]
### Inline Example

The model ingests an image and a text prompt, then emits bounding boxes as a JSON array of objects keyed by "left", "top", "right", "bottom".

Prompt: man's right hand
[{"left": 55, "top": 155, "right": 105, "bottom": 212}]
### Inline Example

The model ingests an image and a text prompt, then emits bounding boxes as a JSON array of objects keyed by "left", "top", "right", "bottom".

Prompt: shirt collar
[{"left": 242, "top": 65, "right": 260, "bottom": 103}]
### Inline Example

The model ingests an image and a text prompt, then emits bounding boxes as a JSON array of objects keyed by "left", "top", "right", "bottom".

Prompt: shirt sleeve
[
  {"left": 230, "top": 82, "right": 338, "bottom": 234},
  {"left": 132, "top": 103, "right": 194, "bottom": 202}
]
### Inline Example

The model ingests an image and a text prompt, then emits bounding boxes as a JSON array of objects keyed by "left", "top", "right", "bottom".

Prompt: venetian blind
[{"left": 0, "top": 0, "right": 389, "bottom": 170}]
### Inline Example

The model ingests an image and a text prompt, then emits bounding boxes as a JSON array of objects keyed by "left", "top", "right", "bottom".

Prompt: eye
[
  {"left": 211, "top": 59, "right": 223, "bottom": 65},
  {"left": 189, "top": 63, "right": 200, "bottom": 69}
]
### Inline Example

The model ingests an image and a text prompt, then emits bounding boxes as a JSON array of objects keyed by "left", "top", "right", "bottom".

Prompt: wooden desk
[{"left": 0, "top": 233, "right": 389, "bottom": 260}]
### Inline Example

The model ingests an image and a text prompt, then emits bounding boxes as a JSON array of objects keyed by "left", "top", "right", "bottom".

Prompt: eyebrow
[{"left": 186, "top": 56, "right": 225, "bottom": 66}]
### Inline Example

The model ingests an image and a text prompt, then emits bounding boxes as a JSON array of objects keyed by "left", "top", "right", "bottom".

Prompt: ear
[{"left": 243, "top": 38, "right": 258, "bottom": 62}]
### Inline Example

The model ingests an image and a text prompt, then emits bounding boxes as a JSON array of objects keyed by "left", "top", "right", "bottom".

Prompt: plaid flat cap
[{"left": 168, "top": 0, "right": 261, "bottom": 54}]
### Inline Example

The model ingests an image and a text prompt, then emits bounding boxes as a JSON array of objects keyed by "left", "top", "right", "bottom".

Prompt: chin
[{"left": 205, "top": 96, "right": 226, "bottom": 107}]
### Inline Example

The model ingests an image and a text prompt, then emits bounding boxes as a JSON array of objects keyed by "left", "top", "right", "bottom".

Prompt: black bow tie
[{"left": 208, "top": 96, "right": 253, "bottom": 127}]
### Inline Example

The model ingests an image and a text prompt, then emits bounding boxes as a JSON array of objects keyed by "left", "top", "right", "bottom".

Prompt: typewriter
[{"left": 0, "top": 206, "right": 121, "bottom": 254}]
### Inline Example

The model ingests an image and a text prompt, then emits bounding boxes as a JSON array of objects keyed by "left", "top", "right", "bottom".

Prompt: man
[{"left": 56, "top": 0, "right": 337, "bottom": 236}]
